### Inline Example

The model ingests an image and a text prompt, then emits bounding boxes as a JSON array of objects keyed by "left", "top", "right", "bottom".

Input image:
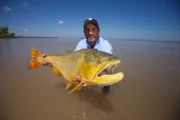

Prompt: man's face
[{"left": 84, "top": 23, "right": 100, "bottom": 43}]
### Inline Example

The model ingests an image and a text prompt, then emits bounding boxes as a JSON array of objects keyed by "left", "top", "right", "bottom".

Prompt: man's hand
[
  {"left": 74, "top": 75, "right": 89, "bottom": 87},
  {"left": 42, "top": 54, "right": 52, "bottom": 66}
]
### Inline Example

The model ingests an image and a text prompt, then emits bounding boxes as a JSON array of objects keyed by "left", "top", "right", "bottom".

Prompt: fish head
[{"left": 81, "top": 49, "right": 124, "bottom": 86}]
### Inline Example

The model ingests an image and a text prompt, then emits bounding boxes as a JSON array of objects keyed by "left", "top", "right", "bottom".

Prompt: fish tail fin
[
  {"left": 31, "top": 47, "right": 43, "bottom": 59},
  {"left": 28, "top": 59, "right": 42, "bottom": 70},
  {"left": 28, "top": 47, "right": 43, "bottom": 70}
]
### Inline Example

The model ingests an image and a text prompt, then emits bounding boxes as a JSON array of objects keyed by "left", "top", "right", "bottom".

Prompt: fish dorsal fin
[
  {"left": 66, "top": 49, "right": 72, "bottom": 54},
  {"left": 51, "top": 65, "right": 62, "bottom": 76}
]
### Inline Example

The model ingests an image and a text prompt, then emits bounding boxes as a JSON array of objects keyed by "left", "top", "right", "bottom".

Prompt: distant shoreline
[
  {"left": 15, "top": 36, "right": 58, "bottom": 38},
  {"left": 0, "top": 36, "right": 58, "bottom": 39},
  {"left": 110, "top": 38, "right": 180, "bottom": 43},
  {"left": 0, "top": 37, "right": 179, "bottom": 43}
]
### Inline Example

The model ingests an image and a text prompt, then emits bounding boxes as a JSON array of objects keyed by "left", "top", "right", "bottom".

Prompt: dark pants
[{"left": 102, "top": 85, "right": 110, "bottom": 93}]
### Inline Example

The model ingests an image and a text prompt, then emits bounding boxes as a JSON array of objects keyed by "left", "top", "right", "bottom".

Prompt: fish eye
[{"left": 97, "top": 60, "right": 101, "bottom": 64}]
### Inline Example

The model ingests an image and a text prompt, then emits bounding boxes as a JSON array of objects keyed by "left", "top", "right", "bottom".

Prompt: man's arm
[{"left": 99, "top": 41, "right": 113, "bottom": 54}]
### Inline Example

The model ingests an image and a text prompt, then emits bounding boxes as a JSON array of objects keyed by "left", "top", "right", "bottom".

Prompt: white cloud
[
  {"left": 4, "top": 6, "right": 12, "bottom": 12},
  {"left": 24, "top": 29, "right": 28, "bottom": 32},
  {"left": 58, "top": 20, "right": 64, "bottom": 24},
  {"left": 22, "top": 2, "right": 28, "bottom": 7}
]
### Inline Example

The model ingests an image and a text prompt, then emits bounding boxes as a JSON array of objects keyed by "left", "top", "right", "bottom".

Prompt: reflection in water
[
  {"left": 77, "top": 88, "right": 113, "bottom": 113},
  {"left": 57, "top": 83, "right": 113, "bottom": 113}
]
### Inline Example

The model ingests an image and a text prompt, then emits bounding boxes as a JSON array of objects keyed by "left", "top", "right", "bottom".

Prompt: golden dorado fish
[{"left": 28, "top": 47, "right": 124, "bottom": 94}]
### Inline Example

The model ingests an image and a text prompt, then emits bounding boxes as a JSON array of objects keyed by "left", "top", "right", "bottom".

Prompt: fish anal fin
[
  {"left": 51, "top": 65, "right": 62, "bottom": 76},
  {"left": 68, "top": 82, "right": 83, "bottom": 94},
  {"left": 65, "top": 82, "right": 72, "bottom": 90},
  {"left": 31, "top": 47, "right": 43, "bottom": 58},
  {"left": 28, "top": 59, "right": 42, "bottom": 70}
]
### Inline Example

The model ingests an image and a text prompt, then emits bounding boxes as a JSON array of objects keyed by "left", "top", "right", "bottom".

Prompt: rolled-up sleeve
[
  {"left": 99, "top": 41, "right": 113, "bottom": 54},
  {"left": 74, "top": 41, "right": 83, "bottom": 51}
]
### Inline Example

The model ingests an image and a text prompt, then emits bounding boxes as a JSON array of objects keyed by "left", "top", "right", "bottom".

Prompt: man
[
  {"left": 74, "top": 18, "right": 112, "bottom": 54},
  {"left": 73, "top": 18, "right": 113, "bottom": 93},
  {"left": 43, "top": 18, "right": 113, "bottom": 93}
]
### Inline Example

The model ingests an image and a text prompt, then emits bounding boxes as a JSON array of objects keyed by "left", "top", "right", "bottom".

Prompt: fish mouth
[
  {"left": 96, "top": 61, "right": 120, "bottom": 78},
  {"left": 92, "top": 60, "right": 124, "bottom": 86}
]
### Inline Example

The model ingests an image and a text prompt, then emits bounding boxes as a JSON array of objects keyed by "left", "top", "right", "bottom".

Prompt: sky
[{"left": 0, "top": 0, "right": 179, "bottom": 41}]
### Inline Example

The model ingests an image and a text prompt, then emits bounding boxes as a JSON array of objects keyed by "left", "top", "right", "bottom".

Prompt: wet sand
[{"left": 0, "top": 38, "right": 180, "bottom": 120}]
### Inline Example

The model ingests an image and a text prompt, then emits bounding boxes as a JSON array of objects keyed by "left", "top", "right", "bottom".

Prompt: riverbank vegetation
[{"left": 0, "top": 27, "right": 15, "bottom": 38}]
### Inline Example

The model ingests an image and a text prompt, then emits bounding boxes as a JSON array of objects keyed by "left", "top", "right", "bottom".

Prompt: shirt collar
[{"left": 86, "top": 36, "right": 100, "bottom": 48}]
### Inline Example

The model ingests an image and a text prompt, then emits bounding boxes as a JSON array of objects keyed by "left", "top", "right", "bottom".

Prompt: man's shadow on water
[{"left": 57, "top": 83, "right": 114, "bottom": 113}]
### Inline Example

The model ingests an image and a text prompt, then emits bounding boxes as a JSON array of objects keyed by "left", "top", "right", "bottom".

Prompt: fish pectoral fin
[
  {"left": 68, "top": 82, "right": 83, "bottom": 94},
  {"left": 28, "top": 59, "right": 42, "bottom": 70},
  {"left": 51, "top": 66, "right": 62, "bottom": 76},
  {"left": 65, "top": 82, "right": 72, "bottom": 90},
  {"left": 74, "top": 84, "right": 83, "bottom": 92}
]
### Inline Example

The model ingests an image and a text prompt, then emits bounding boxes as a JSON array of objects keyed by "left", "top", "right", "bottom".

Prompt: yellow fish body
[{"left": 28, "top": 47, "right": 124, "bottom": 94}]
